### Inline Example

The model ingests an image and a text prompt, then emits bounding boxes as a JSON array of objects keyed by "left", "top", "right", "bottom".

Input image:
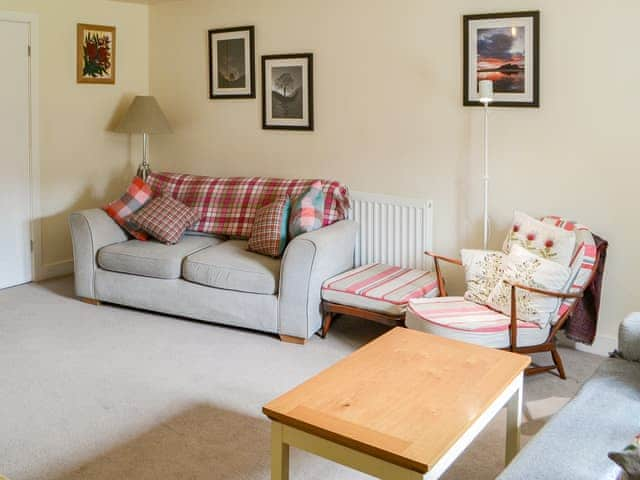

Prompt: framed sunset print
[
  {"left": 77, "top": 24, "right": 116, "bottom": 84},
  {"left": 208, "top": 26, "right": 255, "bottom": 99},
  {"left": 262, "top": 53, "right": 314, "bottom": 131},
  {"left": 463, "top": 11, "right": 539, "bottom": 107}
]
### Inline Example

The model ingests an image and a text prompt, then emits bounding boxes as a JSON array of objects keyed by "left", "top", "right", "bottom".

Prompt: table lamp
[{"left": 116, "top": 96, "right": 171, "bottom": 181}]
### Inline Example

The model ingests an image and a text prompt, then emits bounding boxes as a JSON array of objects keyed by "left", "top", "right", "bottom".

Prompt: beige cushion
[
  {"left": 487, "top": 244, "right": 571, "bottom": 328},
  {"left": 461, "top": 249, "right": 506, "bottom": 306},
  {"left": 182, "top": 240, "right": 281, "bottom": 295},
  {"left": 98, "top": 236, "right": 219, "bottom": 279},
  {"left": 503, "top": 211, "right": 577, "bottom": 266}
]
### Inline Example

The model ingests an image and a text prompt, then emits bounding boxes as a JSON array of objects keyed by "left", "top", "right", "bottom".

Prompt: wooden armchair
[{"left": 407, "top": 219, "right": 601, "bottom": 379}]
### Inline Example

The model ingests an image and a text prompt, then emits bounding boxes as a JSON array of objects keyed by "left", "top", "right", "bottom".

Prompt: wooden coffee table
[{"left": 263, "top": 328, "right": 530, "bottom": 479}]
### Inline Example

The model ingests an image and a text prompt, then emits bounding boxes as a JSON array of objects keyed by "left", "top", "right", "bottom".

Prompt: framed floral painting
[
  {"left": 77, "top": 24, "right": 116, "bottom": 84},
  {"left": 463, "top": 11, "right": 539, "bottom": 107}
]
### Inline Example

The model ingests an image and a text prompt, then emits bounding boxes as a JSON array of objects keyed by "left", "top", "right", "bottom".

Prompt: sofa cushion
[
  {"left": 183, "top": 240, "right": 280, "bottom": 295},
  {"left": 98, "top": 236, "right": 219, "bottom": 279}
]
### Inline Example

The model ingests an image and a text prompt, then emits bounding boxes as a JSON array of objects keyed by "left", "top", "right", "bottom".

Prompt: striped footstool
[{"left": 320, "top": 263, "right": 439, "bottom": 337}]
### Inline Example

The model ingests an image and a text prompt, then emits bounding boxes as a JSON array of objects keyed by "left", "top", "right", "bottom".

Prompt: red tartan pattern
[
  {"left": 247, "top": 196, "right": 290, "bottom": 257},
  {"left": 103, "top": 176, "right": 153, "bottom": 241},
  {"left": 147, "top": 173, "right": 350, "bottom": 238},
  {"left": 126, "top": 195, "right": 200, "bottom": 245}
]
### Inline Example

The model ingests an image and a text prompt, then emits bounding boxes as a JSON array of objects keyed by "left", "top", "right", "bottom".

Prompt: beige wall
[
  {"left": 0, "top": 0, "right": 149, "bottom": 274},
  {"left": 148, "top": 0, "right": 640, "bottom": 349}
]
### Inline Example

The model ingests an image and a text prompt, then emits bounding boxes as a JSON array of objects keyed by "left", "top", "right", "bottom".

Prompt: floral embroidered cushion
[
  {"left": 460, "top": 249, "right": 506, "bottom": 306},
  {"left": 503, "top": 210, "right": 577, "bottom": 266},
  {"left": 103, "top": 176, "right": 153, "bottom": 241},
  {"left": 126, "top": 195, "right": 200, "bottom": 245},
  {"left": 247, "top": 196, "right": 291, "bottom": 257},
  {"left": 487, "top": 244, "right": 571, "bottom": 328},
  {"left": 289, "top": 180, "right": 325, "bottom": 239}
]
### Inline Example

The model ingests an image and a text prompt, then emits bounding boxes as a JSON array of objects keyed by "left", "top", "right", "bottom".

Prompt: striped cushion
[
  {"left": 321, "top": 263, "right": 439, "bottom": 316},
  {"left": 542, "top": 217, "right": 597, "bottom": 322},
  {"left": 406, "top": 297, "right": 549, "bottom": 348}
]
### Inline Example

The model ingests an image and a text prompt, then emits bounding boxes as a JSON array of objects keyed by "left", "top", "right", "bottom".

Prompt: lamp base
[{"left": 137, "top": 163, "right": 151, "bottom": 182}]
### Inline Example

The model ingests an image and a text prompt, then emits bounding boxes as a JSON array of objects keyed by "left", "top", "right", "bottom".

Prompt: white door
[{"left": 0, "top": 19, "right": 32, "bottom": 289}]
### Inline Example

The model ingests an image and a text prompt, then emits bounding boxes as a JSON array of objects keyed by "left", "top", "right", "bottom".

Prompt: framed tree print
[
  {"left": 262, "top": 53, "right": 314, "bottom": 131},
  {"left": 208, "top": 26, "right": 255, "bottom": 99},
  {"left": 77, "top": 24, "right": 116, "bottom": 84},
  {"left": 463, "top": 11, "right": 539, "bottom": 107}
]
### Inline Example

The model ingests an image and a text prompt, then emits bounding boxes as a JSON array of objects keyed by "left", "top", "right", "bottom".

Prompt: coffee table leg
[
  {"left": 505, "top": 373, "right": 523, "bottom": 465},
  {"left": 271, "top": 422, "right": 290, "bottom": 480}
]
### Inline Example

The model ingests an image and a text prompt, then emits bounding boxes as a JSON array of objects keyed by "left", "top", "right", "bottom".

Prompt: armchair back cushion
[
  {"left": 542, "top": 216, "right": 598, "bottom": 321},
  {"left": 147, "top": 173, "right": 350, "bottom": 238}
]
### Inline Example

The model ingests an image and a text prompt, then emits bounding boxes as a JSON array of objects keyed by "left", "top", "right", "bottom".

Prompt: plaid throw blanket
[{"left": 147, "top": 172, "right": 351, "bottom": 238}]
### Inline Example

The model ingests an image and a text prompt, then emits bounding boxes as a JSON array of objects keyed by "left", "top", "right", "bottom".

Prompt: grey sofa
[
  {"left": 498, "top": 313, "right": 640, "bottom": 479},
  {"left": 69, "top": 209, "right": 357, "bottom": 342}
]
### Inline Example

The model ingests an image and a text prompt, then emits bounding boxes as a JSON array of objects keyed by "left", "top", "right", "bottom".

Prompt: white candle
[{"left": 479, "top": 80, "right": 494, "bottom": 102}]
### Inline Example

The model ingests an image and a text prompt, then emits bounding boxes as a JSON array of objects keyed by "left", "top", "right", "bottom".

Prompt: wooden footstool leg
[{"left": 321, "top": 310, "right": 333, "bottom": 338}]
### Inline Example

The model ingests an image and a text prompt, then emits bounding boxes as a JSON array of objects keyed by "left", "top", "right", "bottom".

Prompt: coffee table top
[{"left": 263, "top": 327, "right": 530, "bottom": 474}]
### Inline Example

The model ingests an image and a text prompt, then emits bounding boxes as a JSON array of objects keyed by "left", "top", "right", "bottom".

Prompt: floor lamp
[{"left": 479, "top": 80, "right": 494, "bottom": 250}]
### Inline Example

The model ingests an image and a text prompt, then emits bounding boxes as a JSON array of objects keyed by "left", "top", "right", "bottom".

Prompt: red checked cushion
[
  {"left": 247, "top": 196, "right": 291, "bottom": 257},
  {"left": 103, "top": 176, "right": 153, "bottom": 240},
  {"left": 126, "top": 195, "right": 200, "bottom": 245}
]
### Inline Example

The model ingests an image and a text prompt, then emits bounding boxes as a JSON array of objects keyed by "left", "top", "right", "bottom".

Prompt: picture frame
[
  {"left": 208, "top": 26, "right": 255, "bottom": 99},
  {"left": 77, "top": 23, "right": 116, "bottom": 84},
  {"left": 463, "top": 11, "right": 539, "bottom": 107},
  {"left": 262, "top": 53, "right": 314, "bottom": 131}
]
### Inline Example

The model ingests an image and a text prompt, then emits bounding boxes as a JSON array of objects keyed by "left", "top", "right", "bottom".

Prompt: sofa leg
[
  {"left": 321, "top": 311, "right": 333, "bottom": 338},
  {"left": 79, "top": 297, "right": 101, "bottom": 306},
  {"left": 551, "top": 347, "right": 566, "bottom": 380},
  {"left": 279, "top": 335, "right": 307, "bottom": 345}
]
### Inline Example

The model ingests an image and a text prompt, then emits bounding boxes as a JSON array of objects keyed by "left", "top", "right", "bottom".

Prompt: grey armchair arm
[
  {"left": 69, "top": 209, "right": 127, "bottom": 300},
  {"left": 278, "top": 220, "right": 357, "bottom": 340}
]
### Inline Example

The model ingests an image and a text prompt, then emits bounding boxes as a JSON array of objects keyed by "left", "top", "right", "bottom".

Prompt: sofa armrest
[
  {"left": 69, "top": 209, "right": 127, "bottom": 299},
  {"left": 618, "top": 313, "right": 640, "bottom": 361},
  {"left": 278, "top": 220, "right": 357, "bottom": 339}
]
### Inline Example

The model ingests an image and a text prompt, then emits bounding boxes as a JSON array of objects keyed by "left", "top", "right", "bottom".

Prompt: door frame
[{"left": 0, "top": 11, "right": 40, "bottom": 282}]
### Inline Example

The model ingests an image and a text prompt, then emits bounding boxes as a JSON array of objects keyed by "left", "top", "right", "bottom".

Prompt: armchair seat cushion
[
  {"left": 406, "top": 297, "right": 550, "bottom": 348},
  {"left": 182, "top": 240, "right": 281, "bottom": 295},
  {"left": 321, "top": 263, "right": 439, "bottom": 316},
  {"left": 98, "top": 236, "right": 219, "bottom": 279}
]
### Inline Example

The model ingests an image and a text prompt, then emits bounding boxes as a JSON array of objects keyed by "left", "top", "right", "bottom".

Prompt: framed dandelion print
[
  {"left": 208, "top": 26, "right": 255, "bottom": 99},
  {"left": 262, "top": 53, "right": 314, "bottom": 131},
  {"left": 463, "top": 11, "right": 539, "bottom": 107},
  {"left": 77, "top": 24, "right": 116, "bottom": 84}
]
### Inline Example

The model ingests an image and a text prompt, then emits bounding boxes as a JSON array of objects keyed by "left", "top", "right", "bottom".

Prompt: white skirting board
[
  {"left": 558, "top": 331, "right": 617, "bottom": 357},
  {"left": 39, "top": 259, "right": 73, "bottom": 281}
]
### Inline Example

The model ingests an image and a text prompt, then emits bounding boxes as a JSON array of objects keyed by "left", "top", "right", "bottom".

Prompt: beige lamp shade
[{"left": 116, "top": 96, "right": 171, "bottom": 134}]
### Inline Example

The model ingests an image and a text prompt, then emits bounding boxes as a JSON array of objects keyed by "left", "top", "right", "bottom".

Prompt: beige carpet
[{"left": 0, "top": 277, "right": 604, "bottom": 480}]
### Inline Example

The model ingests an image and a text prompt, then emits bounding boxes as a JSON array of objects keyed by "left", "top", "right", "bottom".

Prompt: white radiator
[{"left": 347, "top": 191, "right": 433, "bottom": 270}]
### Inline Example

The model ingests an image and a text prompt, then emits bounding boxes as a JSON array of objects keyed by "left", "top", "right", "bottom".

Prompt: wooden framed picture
[
  {"left": 208, "top": 26, "right": 255, "bottom": 99},
  {"left": 262, "top": 53, "right": 314, "bottom": 131},
  {"left": 463, "top": 11, "right": 539, "bottom": 107},
  {"left": 77, "top": 23, "right": 116, "bottom": 84}
]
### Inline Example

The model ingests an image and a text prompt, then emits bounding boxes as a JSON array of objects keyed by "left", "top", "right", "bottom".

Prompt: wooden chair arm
[
  {"left": 504, "top": 280, "right": 583, "bottom": 299},
  {"left": 424, "top": 251, "right": 462, "bottom": 297},
  {"left": 424, "top": 251, "right": 463, "bottom": 266}
]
